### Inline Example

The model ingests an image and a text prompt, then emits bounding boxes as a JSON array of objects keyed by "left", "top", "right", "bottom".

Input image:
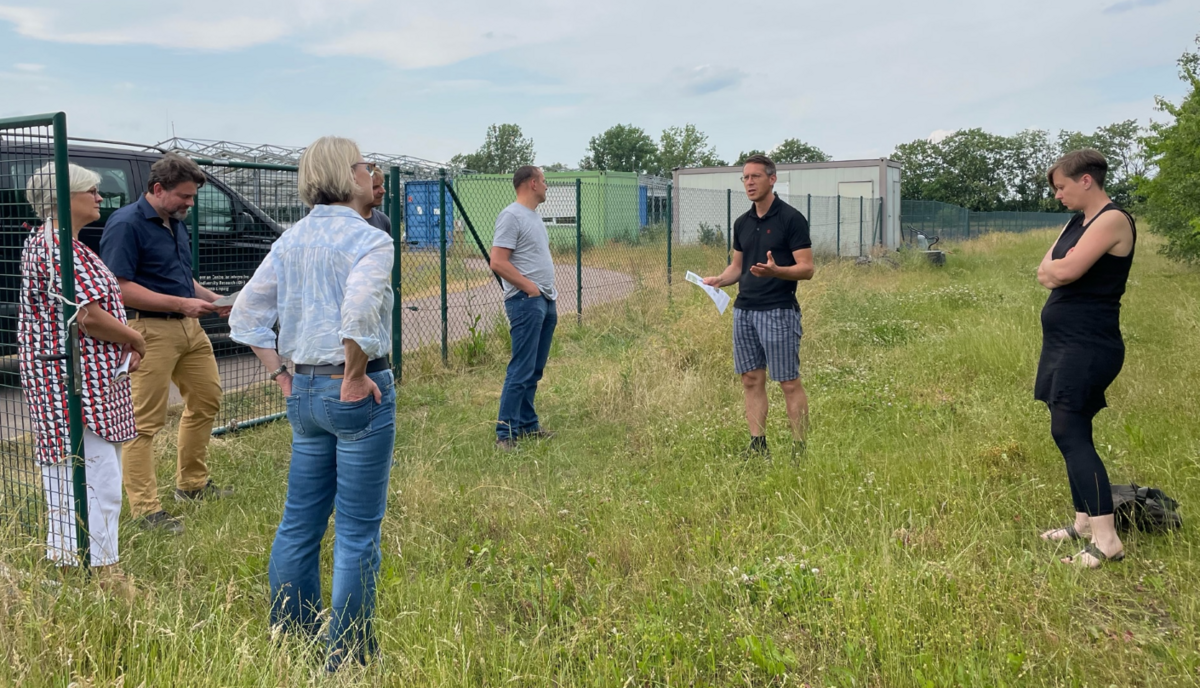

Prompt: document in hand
[
  {"left": 685, "top": 271, "right": 731, "bottom": 314},
  {"left": 110, "top": 354, "right": 132, "bottom": 388},
  {"left": 212, "top": 291, "right": 240, "bottom": 308}
]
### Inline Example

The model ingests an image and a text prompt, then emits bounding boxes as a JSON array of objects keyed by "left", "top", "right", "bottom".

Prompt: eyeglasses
[
  {"left": 352, "top": 162, "right": 379, "bottom": 174},
  {"left": 740, "top": 173, "right": 769, "bottom": 182}
]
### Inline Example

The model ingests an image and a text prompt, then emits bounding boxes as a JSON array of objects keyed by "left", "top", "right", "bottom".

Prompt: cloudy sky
[{"left": 0, "top": 0, "right": 1194, "bottom": 166}]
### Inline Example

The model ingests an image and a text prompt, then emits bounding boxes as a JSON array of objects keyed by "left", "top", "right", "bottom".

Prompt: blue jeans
[
  {"left": 269, "top": 369, "right": 397, "bottom": 669},
  {"left": 496, "top": 293, "right": 557, "bottom": 440}
]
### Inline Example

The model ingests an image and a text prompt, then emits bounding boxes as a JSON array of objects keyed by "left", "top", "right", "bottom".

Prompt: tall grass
[{"left": 2, "top": 230, "right": 1198, "bottom": 686}]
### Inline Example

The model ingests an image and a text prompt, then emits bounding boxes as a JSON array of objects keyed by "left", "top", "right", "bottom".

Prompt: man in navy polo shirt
[
  {"left": 704, "top": 155, "right": 814, "bottom": 458},
  {"left": 100, "top": 154, "right": 232, "bottom": 533}
]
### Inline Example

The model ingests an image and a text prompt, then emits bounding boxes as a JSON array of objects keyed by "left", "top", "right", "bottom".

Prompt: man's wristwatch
[{"left": 268, "top": 364, "right": 289, "bottom": 381}]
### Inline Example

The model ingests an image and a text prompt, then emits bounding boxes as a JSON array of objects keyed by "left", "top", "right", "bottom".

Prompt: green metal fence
[
  {"left": 900, "top": 199, "right": 1070, "bottom": 243},
  {"left": 1, "top": 112, "right": 90, "bottom": 565},
  {"left": 190, "top": 159, "right": 304, "bottom": 434}
]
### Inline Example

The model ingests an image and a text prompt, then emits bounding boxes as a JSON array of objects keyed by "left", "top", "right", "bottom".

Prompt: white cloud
[
  {"left": 13, "top": 62, "right": 43, "bottom": 72},
  {"left": 928, "top": 129, "right": 956, "bottom": 143}
]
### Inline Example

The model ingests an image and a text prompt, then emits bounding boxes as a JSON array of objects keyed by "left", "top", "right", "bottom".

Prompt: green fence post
[
  {"left": 389, "top": 166, "right": 402, "bottom": 381},
  {"left": 666, "top": 182, "right": 673, "bottom": 297},
  {"left": 726, "top": 188, "right": 732, "bottom": 265},
  {"left": 836, "top": 195, "right": 841, "bottom": 257},
  {"left": 858, "top": 196, "right": 864, "bottom": 257},
  {"left": 965, "top": 211, "right": 971, "bottom": 241},
  {"left": 53, "top": 112, "right": 89, "bottom": 567},
  {"left": 439, "top": 169, "right": 448, "bottom": 365},
  {"left": 190, "top": 179, "right": 201, "bottom": 276},
  {"left": 575, "top": 178, "right": 582, "bottom": 326}
]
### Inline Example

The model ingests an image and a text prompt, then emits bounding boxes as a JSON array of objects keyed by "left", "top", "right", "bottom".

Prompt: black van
[{"left": 0, "top": 142, "right": 285, "bottom": 363}]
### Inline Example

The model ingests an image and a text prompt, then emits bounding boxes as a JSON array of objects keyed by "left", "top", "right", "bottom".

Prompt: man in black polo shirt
[
  {"left": 703, "top": 154, "right": 814, "bottom": 457},
  {"left": 100, "top": 154, "right": 232, "bottom": 533}
]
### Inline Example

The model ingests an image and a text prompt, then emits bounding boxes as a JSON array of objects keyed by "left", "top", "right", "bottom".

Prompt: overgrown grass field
[{"left": 2, "top": 230, "right": 1198, "bottom": 686}]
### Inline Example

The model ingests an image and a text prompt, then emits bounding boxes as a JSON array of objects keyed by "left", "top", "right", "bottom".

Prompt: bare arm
[
  {"left": 340, "top": 338, "right": 381, "bottom": 403},
  {"left": 118, "top": 278, "right": 217, "bottom": 318},
  {"left": 490, "top": 247, "right": 540, "bottom": 296},
  {"left": 1037, "top": 214, "right": 1131, "bottom": 289},
  {"left": 77, "top": 304, "right": 145, "bottom": 353},
  {"left": 249, "top": 345, "right": 290, "bottom": 397},
  {"left": 749, "top": 248, "right": 815, "bottom": 281},
  {"left": 703, "top": 250, "right": 744, "bottom": 287}
]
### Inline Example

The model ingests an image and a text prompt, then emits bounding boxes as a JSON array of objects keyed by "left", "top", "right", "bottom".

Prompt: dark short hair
[
  {"left": 1047, "top": 149, "right": 1107, "bottom": 188},
  {"left": 513, "top": 165, "right": 541, "bottom": 190},
  {"left": 742, "top": 154, "right": 776, "bottom": 178},
  {"left": 147, "top": 154, "right": 207, "bottom": 193}
]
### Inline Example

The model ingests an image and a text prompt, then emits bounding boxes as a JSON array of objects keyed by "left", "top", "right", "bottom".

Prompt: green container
[{"left": 454, "top": 170, "right": 640, "bottom": 251}]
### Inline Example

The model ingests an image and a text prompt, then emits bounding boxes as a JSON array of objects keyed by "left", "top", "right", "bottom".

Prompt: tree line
[{"left": 449, "top": 36, "right": 1199, "bottom": 262}]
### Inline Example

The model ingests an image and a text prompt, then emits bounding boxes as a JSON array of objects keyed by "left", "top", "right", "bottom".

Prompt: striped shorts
[{"left": 733, "top": 307, "right": 803, "bottom": 382}]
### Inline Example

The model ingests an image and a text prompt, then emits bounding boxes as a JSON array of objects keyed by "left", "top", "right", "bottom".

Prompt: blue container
[
  {"left": 638, "top": 185, "right": 649, "bottom": 227},
  {"left": 404, "top": 180, "right": 454, "bottom": 250}
]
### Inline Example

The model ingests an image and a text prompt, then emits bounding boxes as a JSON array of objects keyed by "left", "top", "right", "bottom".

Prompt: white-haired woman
[
  {"left": 230, "top": 136, "right": 395, "bottom": 670},
  {"left": 19, "top": 162, "right": 146, "bottom": 595}
]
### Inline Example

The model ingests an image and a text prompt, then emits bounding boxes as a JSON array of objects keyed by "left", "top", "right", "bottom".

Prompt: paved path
[{"left": 1, "top": 262, "right": 636, "bottom": 441}]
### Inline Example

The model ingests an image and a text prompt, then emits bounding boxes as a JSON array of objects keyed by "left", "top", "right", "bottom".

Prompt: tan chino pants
[{"left": 122, "top": 316, "right": 222, "bottom": 518}]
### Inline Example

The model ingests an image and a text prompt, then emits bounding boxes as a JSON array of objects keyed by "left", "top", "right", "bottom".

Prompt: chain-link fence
[
  {"left": 901, "top": 199, "right": 1070, "bottom": 243},
  {"left": 190, "top": 159, "right": 305, "bottom": 434},
  {"left": 1, "top": 112, "right": 90, "bottom": 564},
  {"left": 672, "top": 187, "right": 884, "bottom": 259}
]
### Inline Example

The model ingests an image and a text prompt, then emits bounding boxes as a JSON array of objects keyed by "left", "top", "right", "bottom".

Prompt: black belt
[
  {"left": 294, "top": 358, "right": 389, "bottom": 376},
  {"left": 127, "top": 308, "right": 185, "bottom": 319}
]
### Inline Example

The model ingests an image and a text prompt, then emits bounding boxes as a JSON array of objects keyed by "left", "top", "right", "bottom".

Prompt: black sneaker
[
  {"left": 175, "top": 480, "right": 233, "bottom": 502},
  {"left": 741, "top": 441, "right": 771, "bottom": 460},
  {"left": 137, "top": 510, "right": 184, "bottom": 535},
  {"left": 791, "top": 439, "right": 807, "bottom": 459}
]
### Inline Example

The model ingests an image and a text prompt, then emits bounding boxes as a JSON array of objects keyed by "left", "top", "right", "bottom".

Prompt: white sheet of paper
[
  {"left": 685, "top": 271, "right": 731, "bottom": 314},
  {"left": 212, "top": 290, "right": 240, "bottom": 308},
  {"left": 111, "top": 354, "right": 132, "bottom": 387}
]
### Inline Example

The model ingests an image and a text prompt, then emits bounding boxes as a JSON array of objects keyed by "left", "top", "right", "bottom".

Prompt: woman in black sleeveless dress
[{"left": 1035, "top": 149, "right": 1136, "bottom": 569}]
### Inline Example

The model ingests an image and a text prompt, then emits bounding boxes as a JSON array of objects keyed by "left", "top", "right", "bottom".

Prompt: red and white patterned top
[{"left": 18, "top": 224, "right": 137, "bottom": 465}]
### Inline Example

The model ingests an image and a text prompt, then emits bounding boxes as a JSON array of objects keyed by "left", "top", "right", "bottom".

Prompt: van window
[{"left": 195, "top": 183, "right": 235, "bottom": 234}]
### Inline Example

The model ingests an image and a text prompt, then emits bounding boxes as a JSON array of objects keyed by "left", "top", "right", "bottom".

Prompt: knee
[
  {"left": 741, "top": 370, "right": 766, "bottom": 391},
  {"left": 779, "top": 378, "right": 805, "bottom": 395}
]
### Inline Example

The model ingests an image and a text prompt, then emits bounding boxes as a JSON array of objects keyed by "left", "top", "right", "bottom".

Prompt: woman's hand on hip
[{"left": 341, "top": 374, "right": 382, "bottom": 403}]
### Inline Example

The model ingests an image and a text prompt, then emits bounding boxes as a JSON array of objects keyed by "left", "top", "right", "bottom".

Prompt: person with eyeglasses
[
  {"left": 19, "top": 162, "right": 145, "bottom": 598},
  {"left": 703, "top": 154, "right": 814, "bottom": 459},
  {"left": 230, "top": 136, "right": 396, "bottom": 671}
]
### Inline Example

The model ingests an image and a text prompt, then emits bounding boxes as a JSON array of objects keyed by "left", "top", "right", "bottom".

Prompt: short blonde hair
[
  {"left": 298, "top": 136, "right": 362, "bottom": 208},
  {"left": 25, "top": 162, "right": 102, "bottom": 221}
]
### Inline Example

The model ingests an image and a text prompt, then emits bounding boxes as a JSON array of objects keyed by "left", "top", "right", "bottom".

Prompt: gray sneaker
[
  {"left": 495, "top": 438, "right": 519, "bottom": 452},
  {"left": 137, "top": 510, "right": 184, "bottom": 535},
  {"left": 175, "top": 480, "right": 233, "bottom": 502}
]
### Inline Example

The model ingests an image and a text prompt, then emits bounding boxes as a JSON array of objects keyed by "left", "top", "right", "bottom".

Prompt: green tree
[
  {"left": 1058, "top": 119, "right": 1145, "bottom": 207},
  {"left": 735, "top": 149, "right": 767, "bottom": 165},
  {"left": 770, "top": 138, "right": 830, "bottom": 164},
  {"left": 655, "top": 124, "right": 725, "bottom": 175},
  {"left": 735, "top": 138, "right": 829, "bottom": 167},
  {"left": 542, "top": 162, "right": 571, "bottom": 172},
  {"left": 1138, "top": 35, "right": 1200, "bottom": 263},
  {"left": 580, "top": 124, "right": 658, "bottom": 174},
  {"left": 451, "top": 123, "right": 535, "bottom": 174}
]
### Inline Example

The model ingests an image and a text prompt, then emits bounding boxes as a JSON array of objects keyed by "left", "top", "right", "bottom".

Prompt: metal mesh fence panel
[
  {"left": 901, "top": 199, "right": 1070, "bottom": 243},
  {"left": 1, "top": 113, "right": 89, "bottom": 564},
  {"left": 672, "top": 187, "right": 883, "bottom": 259},
  {"left": 192, "top": 160, "right": 303, "bottom": 434}
]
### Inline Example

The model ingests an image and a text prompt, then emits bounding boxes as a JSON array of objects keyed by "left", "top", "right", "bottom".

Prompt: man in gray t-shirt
[
  {"left": 489, "top": 166, "right": 558, "bottom": 449},
  {"left": 362, "top": 166, "right": 391, "bottom": 233}
]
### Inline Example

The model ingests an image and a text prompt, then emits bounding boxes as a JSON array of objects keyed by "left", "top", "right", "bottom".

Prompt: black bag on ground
[{"left": 1112, "top": 483, "right": 1182, "bottom": 533}]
